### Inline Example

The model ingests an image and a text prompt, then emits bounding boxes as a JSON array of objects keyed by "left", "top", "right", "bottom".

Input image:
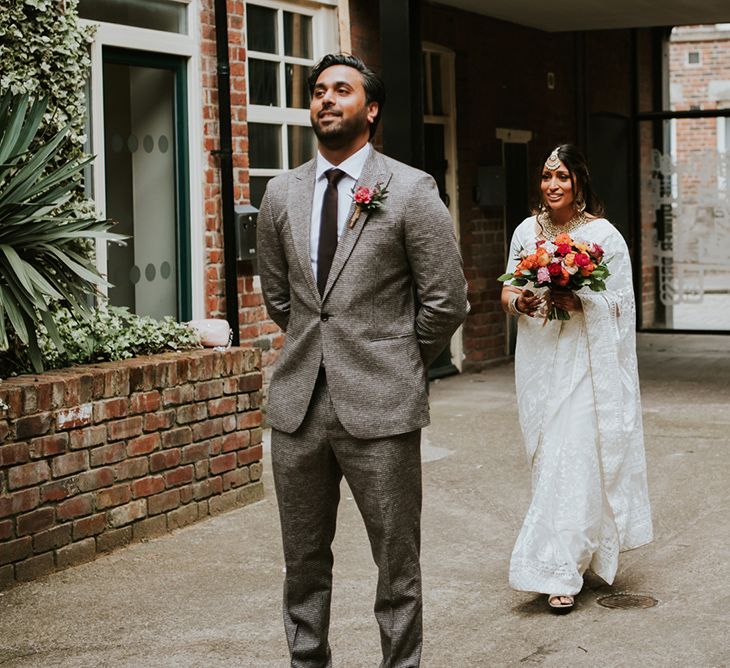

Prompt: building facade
[{"left": 77, "top": 1, "right": 730, "bottom": 383}]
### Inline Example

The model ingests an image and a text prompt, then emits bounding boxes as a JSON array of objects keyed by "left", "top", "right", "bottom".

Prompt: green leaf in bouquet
[{"left": 497, "top": 272, "right": 514, "bottom": 282}]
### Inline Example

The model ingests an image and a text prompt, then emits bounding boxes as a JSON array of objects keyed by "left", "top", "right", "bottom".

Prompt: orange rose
[
  {"left": 536, "top": 247, "right": 551, "bottom": 266},
  {"left": 580, "top": 262, "right": 596, "bottom": 277},
  {"left": 554, "top": 268, "right": 571, "bottom": 286},
  {"left": 554, "top": 232, "right": 573, "bottom": 246},
  {"left": 564, "top": 252, "right": 576, "bottom": 266},
  {"left": 574, "top": 241, "right": 589, "bottom": 253}
]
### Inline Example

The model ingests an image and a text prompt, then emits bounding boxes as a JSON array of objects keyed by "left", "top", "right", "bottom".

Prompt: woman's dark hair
[
  {"left": 307, "top": 53, "right": 385, "bottom": 139},
  {"left": 534, "top": 143, "right": 604, "bottom": 217}
]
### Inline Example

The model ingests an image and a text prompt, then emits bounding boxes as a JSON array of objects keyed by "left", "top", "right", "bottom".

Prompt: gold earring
[{"left": 575, "top": 195, "right": 586, "bottom": 214}]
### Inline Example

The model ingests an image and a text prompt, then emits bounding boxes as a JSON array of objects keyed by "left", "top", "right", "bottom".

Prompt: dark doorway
[{"left": 424, "top": 122, "right": 459, "bottom": 378}]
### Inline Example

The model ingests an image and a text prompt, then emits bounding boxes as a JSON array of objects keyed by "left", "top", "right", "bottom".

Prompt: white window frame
[
  {"left": 80, "top": 0, "right": 205, "bottom": 319},
  {"left": 686, "top": 50, "right": 701, "bottom": 67},
  {"left": 246, "top": 0, "right": 338, "bottom": 183}
]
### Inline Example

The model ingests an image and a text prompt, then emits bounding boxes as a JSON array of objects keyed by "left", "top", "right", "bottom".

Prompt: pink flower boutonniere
[{"left": 348, "top": 176, "right": 392, "bottom": 228}]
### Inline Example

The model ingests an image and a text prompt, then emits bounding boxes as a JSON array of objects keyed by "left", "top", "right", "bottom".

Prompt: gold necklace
[{"left": 537, "top": 209, "right": 588, "bottom": 240}]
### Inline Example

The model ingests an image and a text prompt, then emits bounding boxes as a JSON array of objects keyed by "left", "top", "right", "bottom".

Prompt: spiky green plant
[{"left": 0, "top": 91, "right": 123, "bottom": 371}]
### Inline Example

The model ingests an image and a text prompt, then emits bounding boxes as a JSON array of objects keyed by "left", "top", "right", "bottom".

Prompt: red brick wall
[
  {"left": 199, "top": 1, "right": 283, "bottom": 378},
  {"left": 348, "top": 3, "right": 646, "bottom": 365},
  {"left": 670, "top": 27, "right": 730, "bottom": 207},
  {"left": 0, "top": 349, "right": 263, "bottom": 589}
]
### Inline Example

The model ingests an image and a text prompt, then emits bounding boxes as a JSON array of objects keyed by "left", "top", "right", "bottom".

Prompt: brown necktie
[{"left": 317, "top": 168, "right": 346, "bottom": 296}]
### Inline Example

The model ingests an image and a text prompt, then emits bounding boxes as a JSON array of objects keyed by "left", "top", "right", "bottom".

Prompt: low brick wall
[{"left": 0, "top": 348, "right": 264, "bottom": 589}]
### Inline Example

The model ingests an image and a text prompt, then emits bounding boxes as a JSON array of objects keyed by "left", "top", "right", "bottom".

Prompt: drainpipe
[{"left": 213, "top": 0, "right": 240, "bottom": 346}]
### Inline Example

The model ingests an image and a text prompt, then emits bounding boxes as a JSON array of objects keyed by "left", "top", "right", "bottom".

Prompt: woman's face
[{"left": 541, "top": 159, "right": 575, "bottom": 215}]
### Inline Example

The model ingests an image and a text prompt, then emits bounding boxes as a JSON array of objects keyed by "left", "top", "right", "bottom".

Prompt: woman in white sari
[{"left": 501, "top": 144, "right": 653, "bottom": 613}]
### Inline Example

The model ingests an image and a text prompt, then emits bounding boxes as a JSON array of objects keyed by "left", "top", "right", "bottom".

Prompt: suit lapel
[
  {"left": 288, "top": 160, "right": 320, "bottom": 302},
  {"left": 323, "top": 150, "right": 390, "bottom": 300}
]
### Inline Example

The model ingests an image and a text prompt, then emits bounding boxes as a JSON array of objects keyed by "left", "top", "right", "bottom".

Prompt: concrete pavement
[{"left": 0, "top": 333, "right": 728, "bottom": 667}]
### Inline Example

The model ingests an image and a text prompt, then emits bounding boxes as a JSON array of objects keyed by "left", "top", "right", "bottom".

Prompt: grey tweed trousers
[{"left": 271, "top": 371, "right": 423, "bottom": 668}]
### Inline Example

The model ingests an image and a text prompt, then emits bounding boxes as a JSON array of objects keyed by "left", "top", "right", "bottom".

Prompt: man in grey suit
[{"left": 257, "top": 53, "right": 468, "bottom": 667}]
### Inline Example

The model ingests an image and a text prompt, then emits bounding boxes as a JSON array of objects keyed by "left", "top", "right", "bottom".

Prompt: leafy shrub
[
  {"left": 0, "top": 91, "right": 125, "bottom": 370},
  {"left": 0, "top": 305, "right": 201, "bottom": 377}
]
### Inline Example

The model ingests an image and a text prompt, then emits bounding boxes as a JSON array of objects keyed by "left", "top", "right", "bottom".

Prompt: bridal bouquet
[{"left": 498, "top": 232, "right": 611, "bottom": 320}]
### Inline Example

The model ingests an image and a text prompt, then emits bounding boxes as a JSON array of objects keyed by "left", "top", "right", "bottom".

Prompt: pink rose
[
  {"left": 574, "top": 253, "right": 591, "bottom": 267},
  {"left": 537, "top": 266, "right": 551, "bottom": 283},
  {"left": 556, "top": 243, "right": 571, "bottom": 256},
  {"left": 354, "top": 186, "right": 372, "bottom": 204}
]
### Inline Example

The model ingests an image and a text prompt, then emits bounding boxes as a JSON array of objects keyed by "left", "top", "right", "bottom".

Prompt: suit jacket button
[{"left": 320, "top": 312, "right": 330, "bottom": 322}]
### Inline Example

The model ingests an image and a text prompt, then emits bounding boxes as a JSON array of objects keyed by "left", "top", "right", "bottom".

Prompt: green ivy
[
  {"left": 0, "top": 0, "right": 93, "bottom": 151},
  {"left": 1, "top": 305, "right": 202, "bottom": 377}
]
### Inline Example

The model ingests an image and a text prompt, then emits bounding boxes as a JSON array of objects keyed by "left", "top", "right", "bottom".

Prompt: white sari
[{"left": 506, "top": 216, "right": 653, "bottom": 595}]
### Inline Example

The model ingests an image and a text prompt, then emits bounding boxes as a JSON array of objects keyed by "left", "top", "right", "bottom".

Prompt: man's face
[{"left": 310, "top": 64, "right": 379, "bottom": 149}]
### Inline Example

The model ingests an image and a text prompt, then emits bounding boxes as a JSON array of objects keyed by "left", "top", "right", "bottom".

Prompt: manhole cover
[{"left": 597, "top": 594, "right": 658, "bottom": 609}]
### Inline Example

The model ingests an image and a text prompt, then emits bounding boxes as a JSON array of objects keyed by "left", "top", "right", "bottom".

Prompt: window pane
[
  {"left": 288, "top": 125, "right": 316, "bottom": 168},
  {"left": 430, "top": 53, "right": 444, "bottom": 115},
  {"left": 286, "top": 64, "right": 310, "bottom": 109},
  {"left": 638, "top": 117, "right": 730, "bottom": 331},
  {"left": 249, "top": 123, "right": 282, "bottom": 168},
  {"left": 103, "top": 60, "right": 179, "bottom": 319},
  {"left": 247, "top": 4, "right": 277, "bottom": 54},
  {"left": 284, "top": 12, "right": 312, "bottom": 59},
  {"left": 250, "top": 176, "right": 273, "bottom": 209},
  {"left": 250, "top": 59, "right": 279, "bottom": 106},
  {"left": 78, "top": 0, "right": 186, "bottom": 33}
]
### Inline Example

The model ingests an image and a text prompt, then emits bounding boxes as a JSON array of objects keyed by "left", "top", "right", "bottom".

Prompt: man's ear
[{"left": 367, "top": 101, "right": 379, "bottom": 125}]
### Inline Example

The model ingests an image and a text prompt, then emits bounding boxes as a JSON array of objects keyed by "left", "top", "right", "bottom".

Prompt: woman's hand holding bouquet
[{"left": 498, "top": 232, "right": 610, "bottom": 320}]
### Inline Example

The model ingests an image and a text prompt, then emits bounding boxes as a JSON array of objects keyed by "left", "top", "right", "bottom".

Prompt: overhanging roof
[{"left": 430, "top": 0, "right": 730, "bottom": 32}]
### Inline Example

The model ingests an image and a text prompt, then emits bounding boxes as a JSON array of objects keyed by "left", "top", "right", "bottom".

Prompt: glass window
[
  {"left": 78, "top": 0, "right": 187, "bottom": 34},
  {"left": 247, "top": 1, "right": 332, "bottom": 208},
  {"left": 102, "top": 54, "right": 188, "bottom": 319},
  {"left": 423, "top": 51, "right": 445, "bottom": 116},
  {"left": 285, "top": 63, "right": 310, "bottom": 109},
  {"left": 246, "top": 5, "right": 277, "bottom": 54},
  {"left": 284, "top": 12, "right": 312, "bottom": 58},
  {"left": 638, "top": 117, "right": 730, "bottom": 331},
  {"left": 288, "top": 126, "right": 316, "bottom": 168},
  {"left": 249, "top": 59, "right": 279, "bottom": 106},
  {"left": 249, "top": 123, "right": 282, "bottom": 169},
  {"left": 250, "top": 176, "right": 272, "bottom": 209}
]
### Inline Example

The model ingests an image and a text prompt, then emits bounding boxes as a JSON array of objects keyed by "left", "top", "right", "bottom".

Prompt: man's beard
[{"left": 311, "top": 109, "right": 369, "bottom": 149}]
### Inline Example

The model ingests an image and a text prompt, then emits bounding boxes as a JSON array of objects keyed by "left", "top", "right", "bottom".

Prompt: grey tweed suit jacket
[{"left": 257, "top": 147, "right": 468, "bottom": 440}]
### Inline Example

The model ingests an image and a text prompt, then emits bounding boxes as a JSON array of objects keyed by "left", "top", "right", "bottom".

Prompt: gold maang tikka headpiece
[{"left": 545, "top": 148, "right": 561, "bottom": 170}]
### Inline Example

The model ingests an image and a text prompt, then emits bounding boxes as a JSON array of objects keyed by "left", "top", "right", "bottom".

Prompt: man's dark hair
[{"left": 308, "top": 53, "right": 386, "bottom": 139}]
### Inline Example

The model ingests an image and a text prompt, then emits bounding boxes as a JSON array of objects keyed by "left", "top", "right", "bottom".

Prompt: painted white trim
[
  {"left": 83, "top": 2, "right": 203, "bottom": 319},
  {"left": 186, "top": 3, "right": 205, "bottom": 319},
  {"left": 89, "top": 36, "right": 108, "bottom": 290},
  {"left": 82, "top": 21, "right": 196, "bottom": 55},
  {"left": 248, "top": 105, "right": 310, "bottom": 123}
]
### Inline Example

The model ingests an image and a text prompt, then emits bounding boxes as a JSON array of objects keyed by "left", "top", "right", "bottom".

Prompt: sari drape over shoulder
[{"left": 506, "top": 216, "right": 653, "bottom": 595}]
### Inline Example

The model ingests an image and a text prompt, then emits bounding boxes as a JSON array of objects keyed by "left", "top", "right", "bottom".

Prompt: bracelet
[{"left": 508, "top": 293, "right": 522, "bottom": 316}]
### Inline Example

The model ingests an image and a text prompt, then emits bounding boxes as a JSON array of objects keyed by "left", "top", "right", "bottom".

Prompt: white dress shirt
[{"left": 310, "top": 142, "right": 371, "bottom": 280}]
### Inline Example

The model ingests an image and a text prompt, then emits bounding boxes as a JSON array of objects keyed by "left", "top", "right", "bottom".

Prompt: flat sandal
[{"left": 548, "top": 594, "right": 574, "bottom": 614}]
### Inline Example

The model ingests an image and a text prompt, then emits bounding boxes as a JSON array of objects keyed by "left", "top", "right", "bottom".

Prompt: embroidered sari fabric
[{"left": 505, "top": 216, "right": 653, "bottom": 595}]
